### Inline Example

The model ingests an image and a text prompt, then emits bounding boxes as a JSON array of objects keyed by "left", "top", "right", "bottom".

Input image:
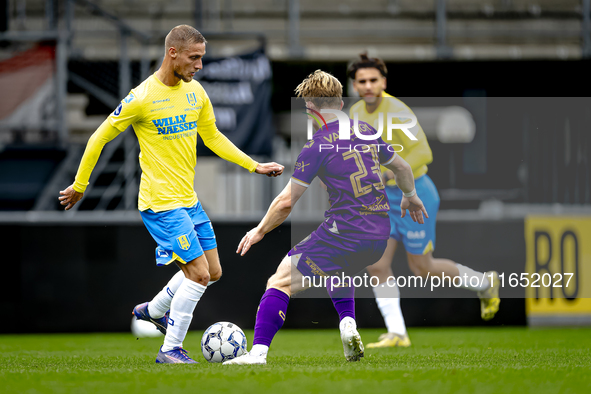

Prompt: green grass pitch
[{"left": 1, "top": 327, "right": 590, "bottom": 394}]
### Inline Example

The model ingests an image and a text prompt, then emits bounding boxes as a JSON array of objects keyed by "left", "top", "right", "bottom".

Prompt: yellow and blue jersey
[
  {"left": 73, "top": 74, "right": 258, "bottom": 212},
  {"left": 349, "top": 92, "right": 433, "bottom": 186}
]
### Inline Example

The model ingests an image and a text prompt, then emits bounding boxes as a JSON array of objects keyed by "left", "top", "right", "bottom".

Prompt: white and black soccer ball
[{"left": 201, "top": 322, "right": 247, "bottom": 363}]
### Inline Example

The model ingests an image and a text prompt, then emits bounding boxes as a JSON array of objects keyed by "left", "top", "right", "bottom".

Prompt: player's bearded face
[
  {"left": 173, "top": 42, "right": 205, "bottom": 83},
  {"left": 353, "top": 68, "right": 386, "bottom": 104}
]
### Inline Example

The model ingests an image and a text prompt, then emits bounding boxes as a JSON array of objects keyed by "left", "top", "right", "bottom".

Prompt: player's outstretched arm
[
  {"left": 58, "top": 119, "right": 122, "bottom": 210},
  {"left": 198, "top": 122, "right": 284, "bottom": 176},
  {"left": 237, "top": 181, "right": 306, "bottom": 256},
  {"left": 385, "top": 154, "right": 428, "bottom": 224}
]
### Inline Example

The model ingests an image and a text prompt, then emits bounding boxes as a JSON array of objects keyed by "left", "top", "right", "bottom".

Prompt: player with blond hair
[
  {"left": 224, "top": 70, "right": 427, "bottom": 365},
  {"left": 58, "top": 25, "right": 284, "bottom": 364},
  {"left": 348, "top": 53, "right": 500, "bottom": 348}
]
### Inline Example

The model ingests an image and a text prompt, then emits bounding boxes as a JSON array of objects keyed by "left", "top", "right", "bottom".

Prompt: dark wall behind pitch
[{"left": 0, "top": 220, "right": 524, "bottom": 334}]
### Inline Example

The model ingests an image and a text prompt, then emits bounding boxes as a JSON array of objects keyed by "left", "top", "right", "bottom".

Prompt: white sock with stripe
[
  {"left": 148, "top": 271, "right": 185, "bottom": 319},
  {"left": 148, "top": 274, "right": 219, "bottom": 319},
  {"left": 372, "top": 282, "right": 407, "bottom": 336},
  {"left": 162, "top": 278, "right": 206, "bottom": 352}
]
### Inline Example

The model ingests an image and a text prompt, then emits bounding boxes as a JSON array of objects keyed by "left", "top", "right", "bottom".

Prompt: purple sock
[
  {"left": 327, "top": 282, "right": 355, "bottom": 321},
  {"left": 253, "top": 288, "right": 290, "bottom": 347}
]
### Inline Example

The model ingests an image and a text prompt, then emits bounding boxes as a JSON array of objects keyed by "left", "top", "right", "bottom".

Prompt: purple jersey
[{"left": 291, "top": 119, "right": 396, "bottom": 239}]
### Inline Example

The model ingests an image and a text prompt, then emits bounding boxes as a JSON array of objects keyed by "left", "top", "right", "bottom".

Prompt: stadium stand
[{"left": 0, "top": 0, "right": 589, "bottom": 214}]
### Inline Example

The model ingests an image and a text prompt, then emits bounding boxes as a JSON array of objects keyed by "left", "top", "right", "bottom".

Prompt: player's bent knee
[
  {"left": 266, "top": 273, "right": 287, "bottom": 291},
  {"left": 192, "top": 272, "right": 211, "bottom": 286},
  {"left": 266, "top": 275, "right": 277, "bottom": 290},
  {"left": 184, "top": 267, "right": 210, "bottom": 285},
  {"left": 210, "top": 267, "right": 222, "bottom": 282}
]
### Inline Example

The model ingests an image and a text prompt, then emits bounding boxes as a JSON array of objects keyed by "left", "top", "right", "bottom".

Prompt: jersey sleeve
[
  {"left": 291, "top": 140, "right": 324, "bottom": 188},
  {"left": 377, "top": 136, "right": 396, "bottom": 165},
  {"left": 196, "top": 89, "right": 217, "bottom": 128},
  {"left": 73, "top": 119, "right": 123, "bottom": 193},
  {"left": 108, "top": 91, "right": 143, "bottom": 132}
]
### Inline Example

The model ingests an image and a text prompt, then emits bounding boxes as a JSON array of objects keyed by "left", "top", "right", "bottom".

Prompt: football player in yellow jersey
[
  {"left": 58, "top": 25, "right": 284, "bottom": 363},
  {"left": 348, "top": 54, "right": 500, "bottom": 348}
]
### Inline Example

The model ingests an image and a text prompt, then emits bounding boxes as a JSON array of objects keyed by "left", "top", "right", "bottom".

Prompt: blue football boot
[
  {"left": 156, "top": 347, "right": 198, "bottom": 364},
  {"left": 132, "top": 302, "right": 169, "bottom": 335}
]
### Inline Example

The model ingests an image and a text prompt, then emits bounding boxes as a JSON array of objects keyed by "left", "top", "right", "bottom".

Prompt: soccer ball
[{"left": 201, "top": 322, "right": 247, "bottom": 363}]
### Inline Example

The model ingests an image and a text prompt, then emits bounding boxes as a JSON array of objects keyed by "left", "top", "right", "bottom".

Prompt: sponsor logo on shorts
[
  {"left": 177, "top": 235, "right": 191, "bottom": 250},
  {"left": 407, "top": 230, "right": 426, "bottom": 239},
  {"left": 114, "top": 103, "right": 122, "bottom": 116},
  {"left": 305, "top": 256, "right": 328, "bottom": 277}
]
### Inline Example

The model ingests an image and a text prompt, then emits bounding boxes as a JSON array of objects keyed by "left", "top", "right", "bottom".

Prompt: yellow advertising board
[{"left": 525, "top": 216, "right": 591, "bottom": 325}]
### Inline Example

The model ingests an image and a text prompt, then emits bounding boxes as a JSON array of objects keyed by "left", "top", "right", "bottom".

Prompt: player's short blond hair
[
  {"left": 295, "top": 70, "right": 342, "bottom": 109},
  {"left": 165, "top": 25, "right": 207, "bottom": 54}
]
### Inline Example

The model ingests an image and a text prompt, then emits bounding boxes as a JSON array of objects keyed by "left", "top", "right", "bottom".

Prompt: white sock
[
  {"left": 372, "top": 282, "right": 407, "bottom": 336},
  {"left": 339, "top": 316, "right": 357, "bottom": 332},
  {"left": 148, "top": 271, "right": 185, "bottom": 319},
  {"left": 456, "top": 264, "right": 490, "bottom": 291},
  {"left": 162, "top": 279, "right": 206, "bottom": 352},
  {"left": 250, "top": 344, "right": 269, "bottom": 358},
  {"left": 207, "top": 279, "right": 218, "bottom": 287}
]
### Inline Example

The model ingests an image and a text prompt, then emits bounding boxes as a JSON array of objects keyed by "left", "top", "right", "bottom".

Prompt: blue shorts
[
  {"left": 386, "top": 174, "right": 440, "bottom": 255},
  {"left": 288, "top": 226, "right": 388, "bottom": 278},
  {"left": 140, "top": 201, "right": 217, "bottom": 266}
]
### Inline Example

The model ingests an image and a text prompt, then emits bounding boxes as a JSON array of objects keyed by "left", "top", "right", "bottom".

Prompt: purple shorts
[{"left": 288, "top": 226, "right": 388, "bottom": 278}]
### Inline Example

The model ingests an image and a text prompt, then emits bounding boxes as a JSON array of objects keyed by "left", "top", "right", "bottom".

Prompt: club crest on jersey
[
  {"left": 186, "top": 92, "right": 197, "bottom": 107},
  {"left": 177, "top": 235, "right": 191, "bottom": 250}
]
